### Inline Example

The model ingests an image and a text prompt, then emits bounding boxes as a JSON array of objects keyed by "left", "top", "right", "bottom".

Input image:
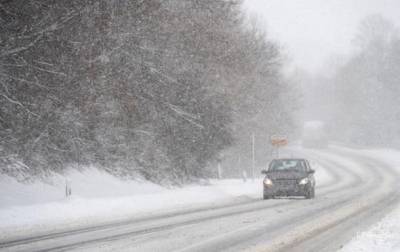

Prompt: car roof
[{"left": 270, "top": 158, "right": 308, "bottom": 162}]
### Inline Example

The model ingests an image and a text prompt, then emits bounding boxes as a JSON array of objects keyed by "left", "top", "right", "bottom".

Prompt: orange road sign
[{"left": 270, "top": 136, "right": 288, "bottom": 147}]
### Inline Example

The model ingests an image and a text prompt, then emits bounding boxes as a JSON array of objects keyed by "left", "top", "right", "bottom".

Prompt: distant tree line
[
  {"left": 328, "top": 15, "right": 400, "bottom": 147},
  {"left": 0, "top": 0, "right": 296, "bottom": 183}
]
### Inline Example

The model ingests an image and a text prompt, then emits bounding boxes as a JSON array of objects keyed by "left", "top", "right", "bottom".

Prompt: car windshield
[{"left": 269, "top": 160, "right": 306, "bottom": 172}]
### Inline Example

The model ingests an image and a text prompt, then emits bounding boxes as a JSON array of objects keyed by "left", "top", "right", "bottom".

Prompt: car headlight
[
  {"left": 299, "top": 178, "right": 309, "bottom": 185},
  {"left": 263, "top": 178, "right": 273, "bottom": 186}
]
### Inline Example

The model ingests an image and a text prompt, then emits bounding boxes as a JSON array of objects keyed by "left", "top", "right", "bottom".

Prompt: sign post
[{"left": 251, "top": 133, "right": 255, "bottom": 181}]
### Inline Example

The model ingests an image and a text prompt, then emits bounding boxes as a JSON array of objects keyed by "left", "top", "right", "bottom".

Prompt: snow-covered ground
[
  {"left": 0, "top": 160, "right": 329, "bottom": 241},
  {"left": 0, "top": 167, "right": 265, "bottom": 240},
  {"left": 288, "top": 144, "right": 400, "bottom": 251},
  {"left": 4, "top": 145, "right": 400, "bottom": 250},
  {"left": 340, "top": 205, "right": 400, "bottom": 252},
  {"left": 337, "top": 146, "right": 400, "bottom": 252}
]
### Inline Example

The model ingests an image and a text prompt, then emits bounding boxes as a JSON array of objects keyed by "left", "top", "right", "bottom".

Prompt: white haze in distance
[{"left": 243, "top": 0, "right": 400, "bottom": 74}]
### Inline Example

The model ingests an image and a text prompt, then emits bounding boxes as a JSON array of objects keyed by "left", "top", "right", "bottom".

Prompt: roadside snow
[
  {"left": 336, "top": 146, "right": 400, "bottom": 252},
  {"left": 340, "top": 203, "right": 400, "bottom": 252},
  {"left": 0, "top": 155, "right": 330, "bottom": 242},
  {"left": 0, "top": 168, "right": 164, "bottom": 207},
  {"left": 0, "top": 168, "right": 264, "bottom": 241}
]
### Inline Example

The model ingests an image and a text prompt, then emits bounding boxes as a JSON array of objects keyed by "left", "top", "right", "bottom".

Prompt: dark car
[{"left": 262, "top": 158, "right": 315, "bottom": 199}]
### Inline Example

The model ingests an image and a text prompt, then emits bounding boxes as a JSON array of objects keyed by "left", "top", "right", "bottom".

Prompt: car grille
[{"left": 273, "top": 179, "right": 297, "bottom": 187}]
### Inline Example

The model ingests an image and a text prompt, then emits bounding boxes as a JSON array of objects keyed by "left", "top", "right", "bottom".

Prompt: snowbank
[
  {"left": 337, "top": 146, "right": 400, "bottom": 252},
  {"left": 0, "top": 168, "right": 164, "bottom": 207},
  {"left": 0, "top": 167, "right": 265, "bottom": 240},
  {"left": 340, "top": 203, "right": 400, "bottom": 252},
  {"left": 0, "top": 155, "right": 330, "bottom": 241}
]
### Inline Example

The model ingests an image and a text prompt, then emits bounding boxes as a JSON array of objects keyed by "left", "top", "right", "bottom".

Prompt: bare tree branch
[{"left": 0, "top": 93, "right": 39, "bottom": 117}]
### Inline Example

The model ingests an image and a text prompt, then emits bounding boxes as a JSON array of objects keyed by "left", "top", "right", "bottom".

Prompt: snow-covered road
[{"left": 1, "top": 146, "right": 400, "bottom": 252}]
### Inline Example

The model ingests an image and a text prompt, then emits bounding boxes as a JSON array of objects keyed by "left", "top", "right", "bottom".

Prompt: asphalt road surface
[{"left": 1, "top": 147, "right": 399, "bottom": 252}]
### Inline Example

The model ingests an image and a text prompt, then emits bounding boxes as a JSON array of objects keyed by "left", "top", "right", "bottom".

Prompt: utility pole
[
  {"left": 252, "top": 132, "right": 255, "bottom": 181},
  {"left": 217, "top": 162, "right": 222, "bottom": 179}
]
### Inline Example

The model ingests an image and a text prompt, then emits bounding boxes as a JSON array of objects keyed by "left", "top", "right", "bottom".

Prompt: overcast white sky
[{"left": 243, "top": 0, "right": 400, "bottom": 73}]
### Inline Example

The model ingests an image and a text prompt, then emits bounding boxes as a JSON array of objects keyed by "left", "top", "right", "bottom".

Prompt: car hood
[{"left": 267, "top": 171, "right": 307, "bottom": 180}]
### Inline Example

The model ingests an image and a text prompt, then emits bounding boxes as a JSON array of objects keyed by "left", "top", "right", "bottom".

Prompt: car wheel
[
  {"left": 263, "top": 194, "right": 271, "bottom": 200},
  {"left": 305, "top": 187, "right": 315, "bottom": 199}
]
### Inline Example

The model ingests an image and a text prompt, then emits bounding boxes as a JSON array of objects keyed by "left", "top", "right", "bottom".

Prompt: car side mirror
[
  {"left": 261, "top": 170, "right": 268, "bottom": 175},
  {"left": 308, "top": 169, "right": 315, "bottom": 174}
]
